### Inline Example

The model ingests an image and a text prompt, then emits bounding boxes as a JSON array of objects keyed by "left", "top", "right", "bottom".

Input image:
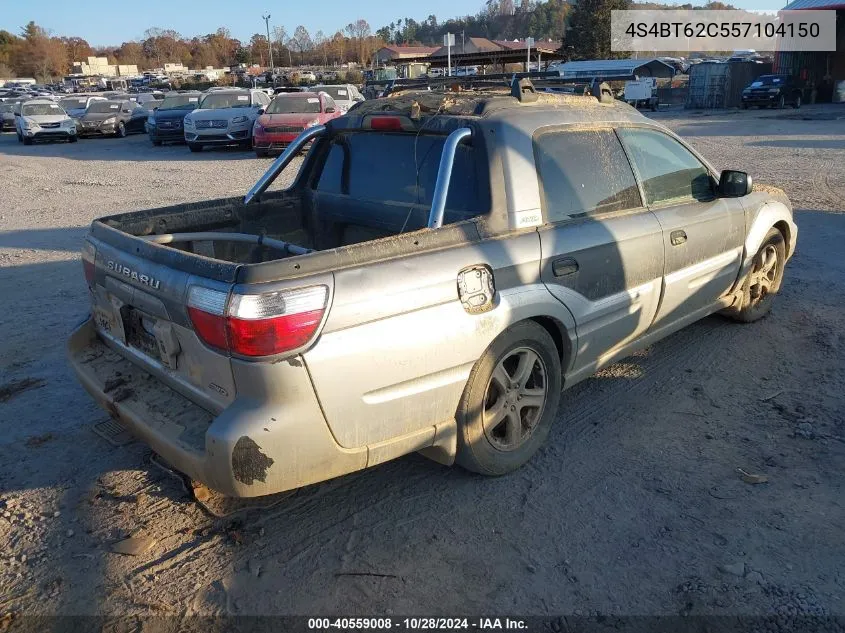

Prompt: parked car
[
  {"left": 147, "top": 91, "right": 201, "bottom": 145},
  {"left": 68, "top": 82, "right": 797, "bottom": 498},
  {"left": 298, "top": 71, "right": 317, "bottom": 82},
  {"left": 59, "top": 95, "right": 107, "bottom": 119},
  {"left": 14, "top": 98, "right": 77, "bottom": 144},
  {"left": 741, "top": 74, "right": 802, "bottom": 109},
  {"left": 252, "top": 91, "right": 343, "bottom": 157},
  {"left": 183, "top": 89, "right": 271, "bottom": 152},
  {"left": 311, "top": 84, "right": 365, "bottom": 112},
  {"left": 0, "top": 103, "right": 15, "bottom": 131},
  {"left": 133, "top": 91, "right": 165, "bottom": 106},
  {"left": 77, "top": 99, "right": 149, "bottom": 138}
]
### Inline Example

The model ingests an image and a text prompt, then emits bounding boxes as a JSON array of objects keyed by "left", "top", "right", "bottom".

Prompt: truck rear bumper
[{"left": 67, "top": 318, "right": 368, "bottom": 497}]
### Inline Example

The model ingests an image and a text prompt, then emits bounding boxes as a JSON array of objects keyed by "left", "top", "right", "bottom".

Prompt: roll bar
[
  {"left": 244, "top": 124, "right": 327, "bottom": 205},
  {"left": 427, "top": 127, "right": 473, "bottom": 229}
]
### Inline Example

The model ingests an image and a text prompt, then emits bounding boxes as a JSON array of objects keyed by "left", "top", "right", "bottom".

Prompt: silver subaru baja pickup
[{"left": 68, "top": 80, "right": 797, "bottom": 497}]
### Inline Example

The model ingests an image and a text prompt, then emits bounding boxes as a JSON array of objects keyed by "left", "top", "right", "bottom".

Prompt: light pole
[{"left": 262, "top": 14, "right": 274, "bottom": 72}]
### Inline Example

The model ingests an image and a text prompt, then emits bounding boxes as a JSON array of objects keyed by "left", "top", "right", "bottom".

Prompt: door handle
[
  {"left": 552, "top": 257, "right": 579, "bottom": 277},
  {"left": 670, "top": 230, "right": 688, "bottom": 246}
]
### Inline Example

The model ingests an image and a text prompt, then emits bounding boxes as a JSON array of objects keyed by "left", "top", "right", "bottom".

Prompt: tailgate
[{"left": 86, "top": 237, "right": 236, "bottom": 412}]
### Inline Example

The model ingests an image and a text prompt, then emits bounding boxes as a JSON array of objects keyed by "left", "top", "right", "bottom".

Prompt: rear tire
[
  {"left": 456, "top": 321, "right": 562, "bottom": 476},
  {"left": 726, "top": 228, "right": 786, "bottom": 323},
  {"left": 188, "top": 143, "right": 202, "bottom": 152}
]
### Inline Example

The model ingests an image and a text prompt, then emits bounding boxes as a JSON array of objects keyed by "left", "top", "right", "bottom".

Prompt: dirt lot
[{"left": 0, "top": 105, "right": 843, "bottom": 627}]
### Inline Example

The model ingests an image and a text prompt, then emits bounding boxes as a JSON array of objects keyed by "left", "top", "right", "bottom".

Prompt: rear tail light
[
  {"left": 186, "top": 285, "right": 328, "bottom": 358},
  {"left": 81, "top": 241, "right": 96, "bottom": 287}
]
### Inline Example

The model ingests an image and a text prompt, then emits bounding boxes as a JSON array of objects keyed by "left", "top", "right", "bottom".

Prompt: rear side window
[
  {"left": 315, "top": 132, "right": 488, "bottom": 216},
  {"left": 617, "top": 127, "right": 713, "bottom": 206},
  {"left": 533, "top": 129, "right": 642, "bottom": 222}
]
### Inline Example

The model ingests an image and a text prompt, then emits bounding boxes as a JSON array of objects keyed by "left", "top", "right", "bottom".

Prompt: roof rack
[{"left": 379, "top": 74, "right": 616, "bottom": 104}]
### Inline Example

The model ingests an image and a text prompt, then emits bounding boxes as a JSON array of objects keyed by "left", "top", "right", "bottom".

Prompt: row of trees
[
  {"left": 0, "top": 0, "right": 739, "bottom": 81},
  {"left": 0, "top": 20, "right": 384, "bottom": 81}
]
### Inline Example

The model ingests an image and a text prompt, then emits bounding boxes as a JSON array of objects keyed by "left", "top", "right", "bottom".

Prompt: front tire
[
  {"left": 727, "top": 228, "right": 786, "bottom": 323},
  {"left": 152, "top": 139, "right": 162, "bottom": 146},
  {"left": 116, "top": 121, "right": 126, "bottom": 138},
  {"left": 255, "top": 148, "right": 268, "bottom": 158},
  {"left": 188, "top": 143, "right": 203, "bottom": 152},
  {"left": 777, "top": 95, "right": 786, "bottom": 109},
  {"left": 793, "top": 94, "right": 802, "bottom": 109},
  {"left": 23, "top": 136, "right": 32, "bottom": 145},
  {"left": 68, "top": 135, "right": 77, "bottom": 143},
  {"left": 456, "top": 321, "right": 562, "bottom": 476}
]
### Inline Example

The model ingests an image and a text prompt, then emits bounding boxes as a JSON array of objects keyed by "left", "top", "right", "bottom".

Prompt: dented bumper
[{"left": 67, "top": 318, "right": 367, "bottom": 497}]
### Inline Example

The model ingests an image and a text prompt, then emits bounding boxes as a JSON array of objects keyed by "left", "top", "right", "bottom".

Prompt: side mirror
[
  {"left": 325, "top": 107, "right": 335, "bottom": 113},
  {"left": 718, "top": 170, "right": 753, "bottom": 197},
  {"left": 257, "top": 108, "right": 265, "bottom": 115},
  {"left": 153, "top": 106, "right": 158, "bottom": 111}
]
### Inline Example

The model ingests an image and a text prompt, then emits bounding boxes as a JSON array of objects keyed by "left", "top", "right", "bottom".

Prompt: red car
[{"left": 252, "top": 91, "right": 343, "bottom": 157}]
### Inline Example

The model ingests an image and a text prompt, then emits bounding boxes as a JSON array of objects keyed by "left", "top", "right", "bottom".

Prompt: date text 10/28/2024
[{"left": 308, "top": 618, "right": 528, "bottom": 630}]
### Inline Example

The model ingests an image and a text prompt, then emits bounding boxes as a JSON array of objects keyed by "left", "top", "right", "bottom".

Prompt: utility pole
[
  {"left": 262, "top": 14, "right": 274, "bottom": 72},
  {"left": 526, "top": 37, "right": 534, "bottom": 73}
]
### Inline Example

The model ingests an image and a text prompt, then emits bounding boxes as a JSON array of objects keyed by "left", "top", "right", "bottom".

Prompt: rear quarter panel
[{"left": 303, "top": 230, "right": 576, "bottom": 448}]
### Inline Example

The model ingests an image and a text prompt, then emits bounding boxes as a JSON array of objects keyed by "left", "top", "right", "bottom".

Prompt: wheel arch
[{"left": 525, "top": 315, "right": 574, "bottom": 375}]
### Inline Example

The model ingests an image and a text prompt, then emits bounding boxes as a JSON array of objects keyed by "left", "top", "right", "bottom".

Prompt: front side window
[
  {"left": 617, "top": 127, "right": 713, "bottom": 206},
  {"left": 533, "top": 128, "right": 642, "bottom": 222}
]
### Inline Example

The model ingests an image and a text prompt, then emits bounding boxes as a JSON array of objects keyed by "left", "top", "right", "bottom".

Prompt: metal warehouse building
[
  {"left": 777, "top": 0, "right": 845, "bottom": 102},
  {"left": 551, "top": 58, "right": 676, "bottom": 80}
]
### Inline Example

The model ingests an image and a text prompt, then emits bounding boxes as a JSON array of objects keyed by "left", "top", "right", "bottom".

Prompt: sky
[
  {"left": 4, "top": 0, "right": 788, "bottom": 46},
  {"left": 4, "top": 0, "right": 481, "bottom": 46}
]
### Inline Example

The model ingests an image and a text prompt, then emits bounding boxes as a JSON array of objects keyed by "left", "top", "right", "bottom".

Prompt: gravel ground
[{"left": 0, "top": 105, "right": 843, "bottom": 628}]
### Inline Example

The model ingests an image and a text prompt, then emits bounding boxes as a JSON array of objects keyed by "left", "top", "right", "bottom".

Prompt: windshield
[
  {"left": 267, "top": 95, "right": 321, "bottom": 114},
  {"left": 159, "top": 95, "right": 199, "bottom": 110},
  {"left": 60, "top": 98, "right": 89, "bottom": 109},
  {"left": 0, "top": 104, "right": 13, "bottom": 113},
  {"left": 751, "top": 76, "right": 785, "bottom": 87},
  {"left": 200, "top": 93, "right": 252, "bottom": 109},
  {"left": 315, "top": 86, "right": 350, "bottom": 100},
  {"left": 22, "top": 103, "right": 64, "bottom": 116},
  {"left": 87, "top": 101, "right": 122, "bottom": 114}
]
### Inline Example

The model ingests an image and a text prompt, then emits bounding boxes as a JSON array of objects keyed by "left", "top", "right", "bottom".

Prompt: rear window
[{"left": 315, "top": 132, "right": 488, "bottom": 219}]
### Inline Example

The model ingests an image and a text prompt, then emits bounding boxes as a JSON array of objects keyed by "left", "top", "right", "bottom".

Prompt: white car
[
  {"left": 183, "top": 89, "right": 271, "bottom": 152},
  {"left": 59, "top": 95, "right": 107, "bottom": 119},
  {"left": 15, "top": 98, "right": 77, "bottom": 144},
  {"left": 311, "top": 84, "right": 365, "bottom": 111}
]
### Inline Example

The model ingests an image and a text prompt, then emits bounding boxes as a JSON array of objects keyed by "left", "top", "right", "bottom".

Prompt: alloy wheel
[{"left": 482, "top": 347, "right": 548, "bottom": 451}]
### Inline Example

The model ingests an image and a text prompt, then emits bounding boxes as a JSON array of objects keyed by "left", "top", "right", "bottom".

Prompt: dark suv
[
  {"left": 147, "top": 91, "right": 201, "bottom": 146},
  {"left": 741, "top": 74, "right": 802, "bottom": 109}
]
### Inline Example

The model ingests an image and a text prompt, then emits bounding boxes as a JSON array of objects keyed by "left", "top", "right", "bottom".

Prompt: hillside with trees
[{"left": 0, "top": 0, "right": 737, "bottom": 80}]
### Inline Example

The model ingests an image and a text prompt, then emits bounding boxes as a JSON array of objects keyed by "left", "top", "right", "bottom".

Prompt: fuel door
[{"left": 457, "top": 265, "right": 496, "bottom": 314}]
